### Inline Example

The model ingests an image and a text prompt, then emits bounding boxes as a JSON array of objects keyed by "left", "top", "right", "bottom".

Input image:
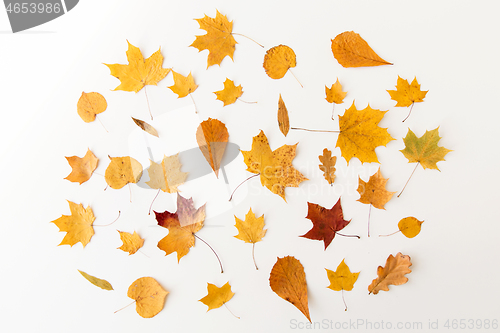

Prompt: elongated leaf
[
  {"left": 132, "top": 117, "right": 159, "bottom": 137},
  {"left": 78, "top": 270, "right": 113, "bottom": 290}
]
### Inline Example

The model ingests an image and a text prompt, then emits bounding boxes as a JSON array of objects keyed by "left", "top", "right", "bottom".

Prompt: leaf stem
[
  {"left": 96, "top": 115, "right": 109, "bottom": 133},
  {"left": 290, "top": 127, "right": 340, "bottom": 133},
  {"left": 331, "top": 103, "right": 336, "bottom": 120},
  {"left": 342, "top": 289, "right": 348, "bottom": 311},
  {"left": 194, "top": 234, "right": 223, "bottom": 273},
  {"left": 94, "top": 211, "right": 121, "bottom": 227},
  {"left": 224, "top": 303, "right": 240, "bottom": 319},
  {"left": 229, "top": 173, "right": 260, "bottom": 201},
  {"left": 144, "top": 86, "right": 153, "bottom": 120},
  {"left": 379, "top": 230, "right": 401, "bottom": 237},
  {"left": 402, "top": 102, "right": 414, "bottom": 122},
  {"left": 336, "top": 232, "right": 360, "bottom": 239},
  {"left": 114, "top": 300, "right": 136, "bottom": 314},
  {"left": 238, "top": 99, "right": 257, "bottom": 104},
  {"left": 190, "top": 93, "right": 198, "bottom": 113},
  {"left": 252, "top": 243, "right": 258, "bottom": 270},
  {"left": 289, "top": 69, "right": 303, "bottom": 88},
  {"left": 232, "top": 32, "right": 264, "bottom": 48},
  {"left": 128, "top": 183, "right": 132, "bottom": 203},
  {"left": 397, "top": 162, "right": 420, "bottom": 197},
  {"left": 368, "top": 204, "right": 372, "bottom": 237},
  {"left": 148, "top": 189, "right": 161, "bottom": 215}
]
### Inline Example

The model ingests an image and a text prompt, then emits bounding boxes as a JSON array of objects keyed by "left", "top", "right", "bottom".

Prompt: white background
[{"left": 1, "top": 1, "right": 499, "bottom": 332}]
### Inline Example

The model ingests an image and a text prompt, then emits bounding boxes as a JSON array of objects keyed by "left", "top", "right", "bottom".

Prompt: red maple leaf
[{"left": 300, "top": 198, "right": 354, "bottom": 249}]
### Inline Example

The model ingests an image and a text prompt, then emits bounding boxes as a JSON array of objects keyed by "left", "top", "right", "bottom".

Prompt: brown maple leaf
[{"left": 357, "top": 167, "right": 395, "bottom": 209}]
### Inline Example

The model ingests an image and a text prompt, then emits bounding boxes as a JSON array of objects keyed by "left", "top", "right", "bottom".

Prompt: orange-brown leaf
[
  {"left": 131, "top": 117, "right": 159, "bottom": 137},
  {"left": 357, "top": 167, "right": 395, "bottom": 209},
  {"left": 331, "top": 31, "right": 391, "bottom": 68},
  {"left": 277, "top": 94, "right": 290, "bottom": 137},
  {"left": 196, "top": 118, "right": 229, "bottom": 178},
  {"left": 64, "top": 149, "right": 98, "bottom": 184},
  {"left": 368, "top": 253, "right": 412, "bottom": 295},
  {"left": 263, "top": 45, "right": 296, "bottom": 79},
  {"left": 77, "top": 92, "right": 107, "bottom": 123},
  {"left": 318, "top": 148, "right": 336, "bottom": 185}
]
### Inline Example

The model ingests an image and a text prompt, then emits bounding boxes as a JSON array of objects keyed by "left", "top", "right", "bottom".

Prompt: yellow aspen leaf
[
  {"left": 104, "top": 41, "right": 171, "bottom": 93},
  {"left": 400, "top": 127, "right": 451, "bottom": 170},
  {"left": 326, "top": 259, "right": 359, "bottom": 292},
  {"left": 199, "top": 282, "right": 235, "bottom": 311},
  {"left": 105, "top": 156, "right": 143, "bottom": 189},
  {"left": 241, "top": 130, "right": 307, "bottom": 201},
  {"left": 331, "top": 31, "right": 391, "bottom": 68},
  {"left": 270, "top": 256, "right": 311, "bottom": 322},
  {"left": 131, "top": 117, "right": 159, "bottom": 137},
  {"left": 398, "top": 217, "right": 424, "bottom": 238},
  {"left": 168, "top": 71, "right": 198, "bottom": 98},
  {"left": 214, "top": 78, "right": 243, "bottom": 106},
  {"left": 336, "top": 102, "right": 395, "bottom": 164},
  {"left": 127, "top": 277, "right": 168, "bottom": 318},
  {"left": 51, "top": 201, "right": 95, "bottom": 247},
  {"left": 196, "top": 118, "right": 229, "bottom": 178},
  {"left": 146, "top": 153, "right": 188, "bottom": 193},
  {"left": 77, "top": 92, "right": 107, "bottom": 123},
  {"left": 368, "top": 253, "right": 412, "bottom": 295},
  {"left": 277, "top": 94, "right": 290, "bottom": 137},
  {"left": 325, "top": 78, "right": 347, "bottom": 104},
  {"left": 78, "top": 270, "right": 113, "bottom": 290},
  {"left": 388, "top": 76, "right": 428, "bottom": 107},
  {"left": 64, "top": 149, "right": 98, "bottom": 184},
  {"left": 357, "top": 167, "right": 395, "bottom": 209},
  {"left": 117, "top": 231, "right": 144, "bottom": 255},
  {"left": 263, "top": 45, "right": 296, "bottom": 79},
  {"left": 318, "top": 148, "right": 336, "bottom": 185},
  {"left": 190, "top": 10, "right": 237, "bottom": 68}
]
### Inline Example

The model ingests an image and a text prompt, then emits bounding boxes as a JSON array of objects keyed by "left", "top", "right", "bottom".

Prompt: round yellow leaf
[
  {"left": 77, "top": 92, "right": 107, "bottom": 123},
  {"left": 127, "top": 277, "right": 168, "bottom": 318},
  {"left": 263, "top": 45, "right": 296, "bottom": 79},
  {"left": 105, "top": 156, "right": 143, "bottom": 189},
  {"left": 398, "top": 217, "right": 424, "bottom": 238}
]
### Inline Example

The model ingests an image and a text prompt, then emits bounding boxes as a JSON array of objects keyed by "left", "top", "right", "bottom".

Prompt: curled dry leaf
[
  {"left": 398, "top": 217, "right": 424, "bottom": 238},
  {"left": 127, "top": 277, "right": 168, "bottom": 318},
  {"left": 169, "top": 71, "right": 198, "bottom": 98},
  {"left": 331, "top": 31, "right": 391, "bottom": 68},
  {"left": 263, "top": 45, "right": 296, "bottom": 79},
  {"left": 78, "top": 270, "right": 113, "bottom": 291},
  {"left": 51, "top": 201, "right": 95, "bottom": 247},
  {"left": 325, "top": 78, "right": 347, "bottom": 104},
  {"left": 146, "top": 153, "right": 188, "bottom": 193},
  {"left": 214, "top": 78, "right": 243, "bottom": 106},
  {"left": 117, "top": 231, "right": 144, "bottom": 255},
  {"left": 199, "top": 282, "right": 235, "bottom": 311},
  {"left": 318, "top": 148, "right": 336, "bottom": 185},
  {"left": 387, "top": 76, "right": 428, "bottom": 107},
  {"left": 368, "top": 252, "right": 412, "bottom": 295},
  {"left": 131, "top": 117, "right": 159, "bottom": 137},
  {"left": 77, "top": 92, "right": 107, "bottom": 123},
  {"left": 196, "top": 118, "right": 229, "bottom": 178},
  {"left": 105, "top": 156, "right": 143, "bottom": 189},
  {"left": 400, "top": 127, "right": 451, "bottom": 170},
  {"left": 277, "top": 94, "right": 290, "bottom": 137},
  {"left": 64, "top": 148, "right": 98, "bottom": 184},
  {"left": 357, "top": 167, "right": 395, "bottom": 209}
]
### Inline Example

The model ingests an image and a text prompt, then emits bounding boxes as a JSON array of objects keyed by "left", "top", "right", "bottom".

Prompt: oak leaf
[
  {"left": 127, "top": 277, "right": 168, "bottom": 318},
  {"left": 357, "top": 167, "right": 395, "bottom": 209},
  {"left": 104, "top": 41, "right": 170, "bottom": 93},
  {"left": 263, "top": 45, "right": 296, "bottom": 79},
  {"left": 51, "top": 201, "right": 95, "bottom": 247},
  {"left": 387, "top": 76, "right": 427, "bottom": 107},
  {"left": 277, "top": 94, "right": 290, "bottom": 137},
  {"left": 199, "top": 282, "right": 235, "bottom": 311},
  {"left": 325, "top": 78, "right": 347, "bottom": 104},
  {"left": 105, "top": 156, "right": 143, "bottom": 189},
  {"left": 64, "top": 149, "right": 98, "bottom": 184},
  {"left": 191, "top": 10, "right": 237, "bottom": 68},
  {"left": 270, "top": 256, "right": 310, "bottom": 322},
  {"left": 168, "top": 71, "right": 198, "bottom": 98},
  {"left": 214, "top": 78, "right": 243, "bottom": 106},
  {"left": 326, "top": 259, "right": 359, "bottom": 292},
  {"left": 368, "top": 253, "right": 412, "bottom": 295},
  {"left": 400, "top": 127, "right": 451, "bottom": 170},
  {"left": 155, "top": 193, "right": 205, "bottom": 262},
  {"left": 146, "top": 153, "right": 188, "bottom": 193},
  {"left": 318, "top": 148, "right": 336, "bottom": 185},
  {"left": 78, "top": 270, "right": 113, "bottom": 290},
  {"left": 117, "top": 231, "right": 144, "bottom": 255},
  {"left": 398, "top": 217, "right": 424, "bottom": 238},
  {"left": 77, "top": 92, "right": 107, "bottom": 123},
  {"left": 331, "top": 31, "right": 391, "bottom": 68},
  {"left": 131, "top": 117, "right": 159, "bottom": 137},
  {"left": 300, "top": 198, "right": 352, "bottom": 250},
  {"left": 196, "top": 118, "right": 228, "bottom": 178},
  {"left": 336, "top": 102, "right": 394, "bottom": 164},
  {"left": 241, "top": 130, "right": 307, "bottom": 200},
  {"left": 234, "top": 208, "right": 267, "bottom": 269}
]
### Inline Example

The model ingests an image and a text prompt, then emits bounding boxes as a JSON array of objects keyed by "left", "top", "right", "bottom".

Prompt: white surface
[{"left": 1, "top": 1, "right": 499, "bottom": 332}]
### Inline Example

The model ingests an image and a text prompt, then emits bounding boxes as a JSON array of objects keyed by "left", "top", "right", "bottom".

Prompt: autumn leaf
[
  {"left": 400, "top": 127, "right": 451, "bottom": 171},
  {"left": 368, "top": 253, "right": 412, "bottom": 295},
  {"left": 117, "top": 231, "right": 144, "bottom": 255},
  {"left": 169, "top": 71, "right": 198, "bottom": 98},
  {"left": 51, "top": 201, "right": 95, "bottom": 247},
  {"left": 146, "top": 153, "right": 188, "bottom": 193},
  {"left": 214, "top": 78, "right": 243, "bottom": 106},
  {"left": 300, "top": 198, "right": 355, "bottom": 250},
  {"left": 398, "top": 217, "right": 424, "bottom": 238},
  {"left": 104, "top": 41, "right": 170, "bottom": 93},
  {"left": 336, "top": 102, "right": 394, "bottom": 164},
  {"left": 263, "top": 45, "right": 297, "bottom": 80},
  {"left": 357, "top": 167, "right": 395, "bottom": 209},
  {"left": 325, "top": 78, "right": 347, "bottom": 104},
  {"left": 234, "top": 208, "right": 267, "bottom": 269},
  {"left": 318, "top": 148, "right": 336, "bottom": 185},
  {"left": 196, "top": 118, "right": 229, "bottom": 178},
  {"left": 64, "top": 149, "right": 98, "bottom": 184},
  {"left": 331, "top": 31, "right": 391, "bottom": 68},
  {"left": 105, "top": 156, "right": 143, "bottom": 189},
  {"left": 326, "top": 259, "right": 359, "bottom": 311},
  {"left": 241, "top": 130, "right": 307, "bottom": 200},
  {"left": 127, "top": 277, "right": 168, "bottom": 318},
  {"left": 277, "top": 94, "right": 290, "bottom": 137},
  {"left": 131, "top": 117, "right": 159, "bottom": 137},
  {"left": 191, "top": 10, "right": 237, "bottom": 68},
  {"left": 77, "top": 92, "right": 107, "bottom": 123},
  {"left": 78, "top": 270, "right": 113, "bottom": 290},
  {"left": 388, "top": 76, "right": 428, "bottom": 121},
  {"left": 269, "top": 256, "right": 310, "bottom": 322},
  {"left": 199, "top": 282, "right": 235, "bottom": 312}
]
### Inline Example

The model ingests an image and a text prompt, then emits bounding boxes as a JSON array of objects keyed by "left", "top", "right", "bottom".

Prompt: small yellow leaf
[
  {"left": 325, "top": 78, "right": 347, "bottom": 104},
  {"left": 77, "top": 92, "right": 107, "bottom": 123},
  {"left": 277, "top": 94, "right": 290, "bottom": 137},
  {"left": 331, "top": 31, "right": 391, "bottom": 68},
  {"left": 234, "top": 208, "right": 267, "bottom": 244},
  {"left": 263, "top": 45, "right": 296, "bottom": 79},
  {"left": 388, "top": 76, "right": 428, "bottom": 108},
  {"left": 105, "top": 156, "right": 143, "bottom": 189},
  {"left": 131, "top": 117, "right": 159, "bottom": 137},
  {"left": 78, "top": 270, "right": 113, "bottom": 290},
  {"left": 127, "top": 277, "right": 169, "bottom": 318},
  {"left": 199, "top": 282, "right": 235, "bottom": 311},
  {"left": 117, "top": 231, "right": 144, "bottom": 255},
  {"left": 146, "top": 153, "right": 188, "bottom": 193},
  {"left": 214, "top": 78, "right": 243, "bottom": 106},
  {"left": 64, "top": 149, "right": 98, "bottom": 184},
  {"left": 169, "top": 71, "right": 198, "bottom": 98},
  {"left": 318, "top": 148, "right": 336, "bottom": 185},
  {"left": 51, "top": 201, "right": 95, "bottom": 247},
  {"left": 398, "top": 217, "right": 424, "bottom": 238},
  {"left": 326, "top": 259, "right": 359, "bottom": 291}
]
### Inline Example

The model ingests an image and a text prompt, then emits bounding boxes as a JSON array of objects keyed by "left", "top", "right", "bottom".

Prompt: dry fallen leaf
[
  {"left": 117, "top": 231, "right": 144, "bottom": 255},
  {"left": 196, "top": 118, "right": 229, "bottom": 178},
  {"left": 336, "top": 102, "right": 394, "bottom": 164},
  {"left": 191, "top": 10, "right": 237, "bottom": 68},
  {"left": 400, "top": 127, "right": 451, "bottom": 171},
  {"left": 326, "top": 259, "right": 359, "bottom": 311},
  {"left": 277, "top": 94, "right": 290, "bottom": 137},
  {"left": 318, "top": 148, "right": 336, "bottom": 185},
  {"left": 104, "top": 41, "right": 171, "bottom": 93},
  {"left": 234, "top": 208, "right": 267, "bottom": 269},
  {"left": 146, "top": 153, "right": 188, "bottom": 193},
  {"left": 325, "top": 79, "right": 347, "bottom": 104},
  {"left": 387, "top": 76, "right": 428, "bottom": 108},
  {"left": 78, "top": 270, "right": 113, "bottom": 290},
  {"left": 77, "top": 92, "right": 107, "bottom": 123},
  {"left": 127, "top": 277, "right": 169, "bottom": 318},
  {"left": 64, "top": 149, "right": 98, "bottom": 184},
  {"left": 263, "top": 45, "right": 296, "bottom": 80},
  {"left": 398, "top": 217, "right": 424, "bottom": 238},
  {"left": 331, "top": 31, "right": 391, "bottom": 68},
  {"left": 131, "top": 117, "right": 159, "bottom": 137},
  {"left": 199, "top": 282, "right": 235, "bottom": 311},
  {"left": 214, "top": 78, "right": 243, "bottom": 106},
  {"left": 357, "top": 167, "right": 395, "bottom": 209},
  {"left": 270, "top": 256, "right": 311, "bottom": 322},
  {"left": 368, "top": 253, "right": 412, "bottom": 295},
  {"left": 51, "top": 201, "right": 95, "bottom": 247},
  {"left": 242, "top": 130, "right": 307, "bottom": 201},
  {"left": 105, "top": 156, "right": 143, "bottom": 189},
  {"left": 169, "top": 71, "right": 198, "bottom": 98}
]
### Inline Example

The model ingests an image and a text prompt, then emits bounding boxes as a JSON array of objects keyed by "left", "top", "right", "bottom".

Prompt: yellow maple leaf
[
  {"left": 117, "top": 231, "right": 144, "bottom": 255},
  {"left": 400, "top": 127, "right": 451, "bottom": 170},
  {"left": 105, "top": 156, "right": 143, "bottom": 189},
  {"left": 325, "top": 78, "right": 347, "bottom": 104},
  {"left": 214, "top": 78, "right": 243, "bottom": 106},
  {"left": 368, "top": 253, "right": 412, "bottom": 295},
  {"left": 127, "top": 277, "right": 169, "bottom": 318},
  {"left": 263, "top": 45, "right": 297, "bottom": 80},
  {"left": 336, "top": 102, "right": 394, "bottom": 164},
  {"left": 331, "top": 31, "right": 391, "bottom": 68},
  {"left": 241, "top": 130, "right": 307, "bottom": 201},
  {"left": 357, "top": 167, "right": 395, "bottom": 209},
  {"left": 77, "top": 92, "right": 107, "bottom": 123},
  {"left": 199, "top": 282, "right": 235, "bottom": 312},
  {"left": 169, "top": 71, "right": 198, "bottom": 98},
  {"left": 387, "top": 76, "right": 428, "bottom": 107},
  {"left": 104, "top": 41, "right": 171, "bottom": 93},
  {"left": 64, "top": 149, "right": 98, "bottom": 184},
  {"left": 326, "top": 259, "right": 359, "bottom": 311},
  {"left": 191, "top": 10, "right": 237, "bottom": 68},
  {"left": 146, "top": 153, "right": 188, "bottom": 193},
  {"left": 318, "top": 148, "right": 336, "bottom": 185},
  {"left": 51, "top": 201, "right": 95, "bottom": 247},
  {"left": 234, "top": 208, "right": 267, "bottom": 269}
]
